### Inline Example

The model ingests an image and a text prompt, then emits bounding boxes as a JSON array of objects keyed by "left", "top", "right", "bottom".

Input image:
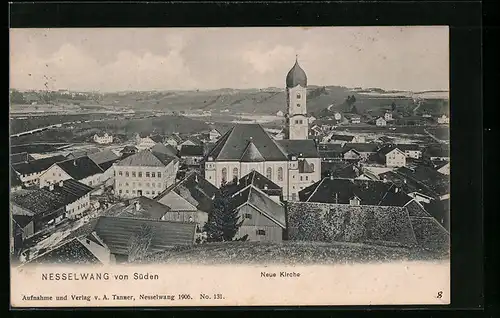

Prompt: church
[{"left": 204, "top": 58, "right": 322, "bottom": 201}]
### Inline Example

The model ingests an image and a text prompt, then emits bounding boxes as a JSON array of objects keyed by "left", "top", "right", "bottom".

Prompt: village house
[
  {"left": 318, "top": 143, "right": 345, "bottom": 162},
  {"left": 209, "top": 128, "right": 222, "bottom": 142},
  {"left": 433, "top": 160, "right": 450, "bottom": 175},
  {"left": 423, "top": 144, "right": 450, "bottom": 162},
  {"left": 91, "top": 216, "right": 197, "bottom": 263},
  {"left": 395, "top": 144, "right": 423, "bottom": 159},
  {"left": 135, "top": 134, "right": 158, "bottom": 151},
  {"left": 88, "top": 149, "right": 121, "bottom": 187},
  {"left": 163, "top": 134, "right": 183, "bottom": 148},
  {"left": 11, "top": 214, "right": 34, "bottom": 256},
  {"left": 11, "top": 166, "right": 23, "bottom": 193},
  {"left": 65, "top": 148, "right": 100, "bottom": 160},
  {"left": 276, "top": 110, "right": 284, "bottom": 117},
  {"left": 155, "top": 172, "right": 217, "bottom": 227},
  {"left": 93, "top": 132, "right": 113, "bottom": 145},
  {"left": 119, "top": 145, "right": 139, "bottom": 159},
  {"left": 49, "top": 179, "right": 93, "bottom": 219},
  {"left": 309, "top": 125, "right": 323, "bottom": 137},
  {"left": 437, "top": 114, "right": 449, "bottom": 124},
  {"left": 308, "top": 116, "right": 316, "bottom": 124},
  {"left": 345, "top": 114, "right": 361, "bottom": 124},
  {"left": 10, "top": 152, "right": 35, "bottom": 165},
  {"left": 179, "top": 136, "right": 203, "bottom": 149},
  {"left": 151, "top": 143, "right": 178, "bottom": 158},
  {"left": 378, "top": 145, "right": 407, "bottom": 167},
  {"left": 375, "top": 117, "right": 387, "bottom": 127},
  {"left": 117, "top": 196, "right": 171, "bottom": 220},
  {"left": 328, "top": 134, "right": 366, "bottom": 145},
  {"left": 12, "top": 155, "right": 67, "bottom": 187},
  {"left": 38, "top": 156, "right": 104, "bottom": 188},
  {"left": 179, "top": 145, "right": 205, "bottom": 167},
  {"left": 113, "top": 149, "right": 179, "bottom": 199},
  {"left": 225, "top": 170, "right": 283, "bottom": 203},
  {"left": 343, "top": 143, "right": 380, "bottom": 160},
  {"left": 273, "top": 129, "right": 286, "bottom": 140},
  {"left": 228, "top": 185, "right": 286, "bottom": 243}
]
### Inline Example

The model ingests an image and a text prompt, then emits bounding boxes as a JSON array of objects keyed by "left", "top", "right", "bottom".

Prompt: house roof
[
  {"left": 318, "top": 143, "right": 344, "bottom": 152},
  {"left": 395, "top": 144, "right": 421, "bottom": 151},
  {"left": 165, "top": 134, "right": 184, "bottom": 143},
  {"left": 13, "top": 214, "right": 33, "bottom": 228},
  {"left": 179, "top": 145, "right": 205, "bottom": 157},
  {"left": 11, "top": 188, "right": 67, "bottom": 215},
  {"left": 329, "top": 134, "right": 355, "bottom": 142},
  {"left": 286, "top": 201, "right": 418, "bottom": 248},
  {"left": 207, "top": 124, "right": 288, "bottom": 161},
  {"left": 225, "top": 170, "right": 282, "bottom": 197},
  {"left": 344, "top": 143, "right": 380, "bottom": 153},
  {"left": 117, "top": 196, "right": 171, "bottom": 220},
  {"left": 432, "top": 160, "right": 449, "bottom": 170},
  {"left": 66, "top": 147, "right": 100, "bottom": 159},
  {"left": 240, "top": 140, "right": 265, "bottom": 162},
  {"left": 276, "top": 139, "right": 320, "bottom": 158},
  {"left": 377, "top": 136, "right": 394, "bottom": 143},
  {"left": 424, "top": 144, "right": 450, "bottom": 158},
  {"left": 299, "top": 178, "right": 412, "bottom": 207},
  {"left": 49, "top": 179, "right": 94, "bottom": 205},
  {"left": 151, "top": 143, "right": 178, "bottom": 157},
  {"left": 97, "top": 158, "right": 120, "bottom": 172},
  {"left": 25, "top": 237, "right": 101, "bottom": 265},
  {"left": 378, "top": 145, "right": 405, "bottom": 156},
  {"left": 155, "top": 171, "right": 218, "bottom": 213},
  {"left": 11, "top": 166, "right": 22, "bottom": 187},
  {"left": 409, "top": 216, "right": 449, "bottom": 252},
  {"left": 230, "top": 186, "right": 286, "bottom": 228},
  {"left": 57, "top": 156, "right": 104, "bottom": 180},
  {"left": 88, "top": 149, "right": 120, "bottom": 165},
  {"left": 379, "top": 166, "right": 449, "bottom": 198},
  {"left": 115, "top": 149, "right": 175, "bottom": 167},
  {"left": 10, "top": 152, "right": 34, "bottom": 165},
  {"left": 149, "top": 134, "right": 164, "bottom": 143},
  {"left": 12, "top": 155, "right": 66, "bottom": 175},
  {"left": 121, "top": 145, "right": 138, "bottom": 153},
  {"left": 93, "top": 216, "right": 196, "bottom": 256}
]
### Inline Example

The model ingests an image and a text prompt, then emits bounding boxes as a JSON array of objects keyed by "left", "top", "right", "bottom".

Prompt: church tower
[{"left": 285, "top": 56, "right": 308, "bottom": 140}]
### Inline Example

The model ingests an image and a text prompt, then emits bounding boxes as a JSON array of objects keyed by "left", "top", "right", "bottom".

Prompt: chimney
[
  {"left": 58, "top": 180, "right": 63, "bottom": 187},
  {"left": 264, "top": 184, "right": 268, "bottom": 190}
]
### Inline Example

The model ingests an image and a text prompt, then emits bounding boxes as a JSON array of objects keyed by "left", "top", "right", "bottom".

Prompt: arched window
[
  {"left": 310, "top": 163, "right": 315, "bottom": 172},
  {"left": 277, "top": 167, "right": 283, "bottom": 181},
  {"left": 296, "top": 93, "right": 301, "bottom": 99},
  {"left": 221, "top": 168, "right": 227, "bottom": 182},
  {"left": 233, "top": 167, "right": 238, "bottom": 179},
  {"left": 266, "top": 167, "right": 272, "bottom": 179}
]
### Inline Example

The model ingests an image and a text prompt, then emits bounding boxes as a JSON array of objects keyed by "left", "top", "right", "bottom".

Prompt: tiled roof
[
  {"left": 207, "top": 124, "right": 288, "bottom": 161},
  {"left": 88, "top": 149, "right": 119, "bottom": 165},
  {"left": 179, "top": 145, "right": 204, "bottom": 157},
  {"left": 395, "top": 144, "right": 421, "bottom": 151},
  {"left": 12, "top": 155, "right": 66, "bottom": 175},
  {"left": 115, "top": 149, "right": 175, "bottom": 167},
  {"left": 151, "top": 143, "right": 178, "bottom": 157},
  {"left": 287, "top": 201, "right": 418, "bottom": 248},
  {"left": 149, "top": 134, "right": 164, "bottom": 143},
  {"left": 230, "top": 186, "right": 286, "bottom": 228},
  {"left": 13, "top": 214, "right": 33, "bottom": 228},
  {"left": 424, "top": 144, "right": 450, "bottom": 158},
  {"left": 240, "top": 140, "right": 265, "bottom": 162},
  {"left": 329, "top": 134, "right": 355, "bottom": 142},
  {"left": 378, "top": 144, "right": 405, "bottom": 156},
  {"left": 11, "top": 166, "right": 22, "bottom": 187},
  {"left": 57, "top": 156, "right": 104, "bottom": 180},
  {"left": 25, "top": 238, "right": 101, "bottom": 265},
  {"left": 155, "top": 172, "right": 218, "bottom": 213},
  {"left": 11, "top": 188, "right": 67, "bottom": 215},
  {"left": 93, "top": 216, "right": 196, "bottom": 256},
  {"left": 276, "top": 139, "right": 320, "bottom": 158},
  {"left": 409, "top": 216, "right": 449, "bottom": 252},
  {"left": 49, "top": 179, "right": 94, "bottom": 205},
  {"left": 224, "top": 170, "right": 282, "bottom": 197},
  {"left": 117, "top": 196, "right": 171, "bottom": 220},
  {"left": 121, "top": 145, "right": 138, "bottom": 153},
  {"left": 10, "top": 152, "right": 34, "bottom": 165},
  {"left": 389, "top": 166, "right": 449, "bottom": 197},
  {"left": 98, "top": 158, "right": 120, "bottom": 172},
  {"left": 299, "top": 178, "right": 412, "bottom": 207},
  {"left": 344, "top": 143, "right": 380, "bottom": 153}
]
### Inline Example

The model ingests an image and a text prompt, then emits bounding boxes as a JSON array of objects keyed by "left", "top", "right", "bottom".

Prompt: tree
[
  {"left": 391, "top": 101, "right": 397, "bottom": 111},
  {"left": 351, "top": 105, "right": 359, "bottom": 114},
  {"left": 203, "top": 183, "right": 247, "bottom": 242},
  {"left": 127, "top": 224, "right": 154, "bottom": 262}
]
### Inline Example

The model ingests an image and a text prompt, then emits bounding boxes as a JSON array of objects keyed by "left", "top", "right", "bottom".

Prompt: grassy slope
[{"left": 140, "top": 241, "right": 449, "bottom": 265}]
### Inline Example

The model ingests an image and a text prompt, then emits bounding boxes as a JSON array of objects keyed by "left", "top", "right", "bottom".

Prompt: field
[{"left": 140, "top": 241, "right": 448, "bottom": 265}]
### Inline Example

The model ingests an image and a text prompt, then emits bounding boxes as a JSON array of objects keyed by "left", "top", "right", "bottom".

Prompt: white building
[
  {"left": 113, "top": 149, "right": 179, "bottom": 199},
  {"left": 379, "top": 147, "right": 407, "bottom": 167},
  {"left": 286, "top": 57, "right": 309, "bottom": 140},
  {"left": 135, "top": 134, "right": 157, "bottom": 150},
  {"left": 93, "top": 133, "right": 113, "bottom": 144},
  {"left": 209, "top": 129, "right": 222, "bottom": 142},
  {"left": 276, "top": 110, "right": 284, "bottom": 117},
  {"left": 334, "top": 112, "right": 342, "bottom": 121},
  {"left": 375, "top": 117, "right": 387, "bottom": 127},
  {"left": 384, "top": 111, "right": 393, "bottom": 121},
  {"left": 437, "top": 114, "right": 449, "bottom": 124},
  {"left": 39, "top": 156, "right": 104, "bottom": 189},
  {"left": 308, "top": 116, "right": 316, "bottom": 124}
]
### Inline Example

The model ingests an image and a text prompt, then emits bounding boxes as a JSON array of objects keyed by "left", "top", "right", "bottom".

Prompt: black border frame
[{"left": 7, "top": 0, "right": 485, "bottom": 314}]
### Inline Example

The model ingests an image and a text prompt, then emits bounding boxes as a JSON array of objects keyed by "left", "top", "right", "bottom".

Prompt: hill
[{"left": 139, "top": 241, "right": 449, "bottom": 265}]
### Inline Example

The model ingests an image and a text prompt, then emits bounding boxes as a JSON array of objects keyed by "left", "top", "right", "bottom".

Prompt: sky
[{"left": 10, "top": 27, "right": 449, "bottom": 92}]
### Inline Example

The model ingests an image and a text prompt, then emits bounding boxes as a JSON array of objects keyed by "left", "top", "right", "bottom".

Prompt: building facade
[
  {"left": 286, "top": 57, "right": 309, "bottom": 140},
  {"left": 93, "top": 133, "right": 113, "bottom": 144}
]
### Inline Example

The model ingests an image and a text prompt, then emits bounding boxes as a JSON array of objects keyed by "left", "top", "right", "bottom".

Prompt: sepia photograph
[{"left": 10, "top": 26, "right": 450, "bottom": 307}]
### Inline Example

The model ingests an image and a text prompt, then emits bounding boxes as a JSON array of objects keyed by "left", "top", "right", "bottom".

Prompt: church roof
[
  {"left": 207, "top": 124, "right": 288, "bottom": 162},
  {"left": 240, "top": 139, "right": 265, "bottom": 162},
  {"left": 286, "top": 58, "right": 307, "bottom": 88}
]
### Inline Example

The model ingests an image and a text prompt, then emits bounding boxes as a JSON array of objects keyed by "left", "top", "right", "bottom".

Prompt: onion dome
[{"left": 286, "top": 56, "right": 307, "bottom": 88}]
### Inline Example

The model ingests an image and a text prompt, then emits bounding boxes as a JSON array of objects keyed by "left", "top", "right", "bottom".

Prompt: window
[
  {"left": 152, "top": 172, "right": 156, "bottom": 177},
  {"left": 53, "top": 172, "right": 56, "bottom": 176},
  {"left": 146, "top": 172, "right": 150, "bottom": 177},
  {"left": 89, "top": 181, "right": 92, "bottom": 186},
  {"left": 310, "top": 163, "right": 315, "bottom": 171},
  {"left": 146, "top": 191, "right": 150, "bottom": 194},
  {"left": 58, "top": 173, "right": 61, "bottom": 177},
  {"left": 297, "top": 103, "right": 300, "bottom": 107},
  {"left": 125, "top": 190, "right": 129, "bottom": 193},
  {"left": 152, "top": 191, "right": 155, "bottom": 195},
  {"left": 305, "top": 176, "right": 309, "bottom": 181},
  {"left": 138, "top": 172, "right": 142, "bottom": 177},
  {"left": 119, "top": 171, "right": 123, "bottom": 176},
  {"left": 296, "top": 93, "right": 301, "bottom": 99},
  {"left": 244, "top": 213, "right": 252, "bottom": 219},
  {"left": 125, "top": 171, "right": 129, "bottom": 177},
  {"left": 125, "top": 182, "right": 129, "bottom": 186},
  {"left": 132, "top": 171, "right": 136, "bottom": 177},
  {"left": 233, "top": 167, "right": 238, "bottom": 179},
  {"left": 300, "top": 176, "right": 303, "bottom": 181},
  {"left": 277, "top": 167, "right": 284, "bottom": 181},
  {"left": 157, "top": 172, "right": 161, "bottom": 178},
  {"left": 256, "top": 229, "right": 266, "bottom": 236},
  {"left": 119, "top": 190, "right": 123, "bottom": 194},
  {"left": 266, "top": 167, "right": 272, "bottom": 179},
  {"left": 221, "top": 168, "right": 227, "bottom": 182}
]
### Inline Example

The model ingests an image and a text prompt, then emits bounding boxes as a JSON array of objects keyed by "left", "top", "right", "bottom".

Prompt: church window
[
  {"left": 132, "top": 171, "right": 136, "bottom": 177},
  {"left": 266, "top": 167, "right": 272, "bottom": 179},
  {"left": 222, "top": 168, "right": 228, "bottom": 182},
  {"left": 232, "top": 167, "right": 238, "bottom": 179},
  {"left": 277, "top": 167, "right": 284, "bottom": 181},
  {"left": 297, "top": 93, "right": 301, "bottom": 99},
  {"left": 311, "top": 163, "right": 315, "bottom": 171},
  {"left": 125, "top": 171, "right": 129, "bottom": 177}
]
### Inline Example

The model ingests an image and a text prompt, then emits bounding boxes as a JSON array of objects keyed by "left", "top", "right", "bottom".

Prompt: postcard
[{"left": 9, "top": 26, "right": 450, "bottom": 307}]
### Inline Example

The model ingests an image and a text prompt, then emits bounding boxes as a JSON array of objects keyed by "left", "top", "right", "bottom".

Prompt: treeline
[{"left": 10, "top": 89, "right": 102, "bottom": 104}]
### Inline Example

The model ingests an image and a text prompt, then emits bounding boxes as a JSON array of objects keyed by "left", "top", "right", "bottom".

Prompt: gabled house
[
  {"left": 378, "top": 145, "right": 407, "bottom": 167},
  {"left": 120, "top": 145, "right": 138, "bottom": 158},
  {"left": 117, "top": 196, "right": 171, "bottom": 220},
  {"left": 88, "top": 149, "right": 121, "bottom": 185},
  {"left": 39, "top": 156, "right": 104, "bottom": 188},
  {"left": 224, "top": 170, "right": 283, "bottom": 202},
  {"left": 179, "top": 145, "right": 205, "bottom": 166},
  {"left": 151, "top": 143, "right": 178, "bottom": 158},
  {"left": 92, "top": 216, "right": 197, "bottom": 263},
  {"left": 423, "top": 144, "right": 449, "bottom": 162},
  {"left": 318, "top": 143, "right": 344, "bottom": 162},
  {"left": 135, "top": 135, "right": 157, "bottom": 151},
  {"left": 433, "top": 160, "right": 450, "bottom": 175},
  {"left": 395, "top": 144, "right": 422, "bottom": 159},
  {"left": 310, "top": 125, "right": 323, "bottom": 137},
  {"left": 228, "top": 185, "right": 286, "bottom": 242},
  {"left": 342, "top": 148, "right": 362, "bottom": 161},
  {"left": 164, "top": 134, "right": 183, "bottom": 148},
  {"left": 328, "top": 134, "right": 365, "bottom": 145},
  {"left": 93, "top": 132, "right": 113, "bottom": 144},
  {"left": 10, "top": 152, "right": 34, "bottom": 165},
  {"left": 12, "top": 155, "right": 66, "bottom": 187},
  {"left": 209, "top": 129, "right": 222, "bottom": 142},
  {"left": 375, "top": 117, "right": 387, "bottom": 127},
  {"left": 343, "top": 143, "right": 380, "bottom": 160}
]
